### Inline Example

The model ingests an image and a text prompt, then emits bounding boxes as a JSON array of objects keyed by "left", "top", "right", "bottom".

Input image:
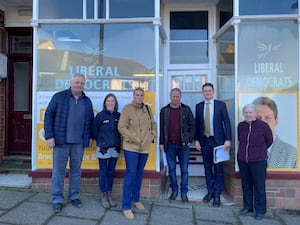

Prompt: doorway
[{"left": 6, "top": 28, "right": 33, "bottom": 155}]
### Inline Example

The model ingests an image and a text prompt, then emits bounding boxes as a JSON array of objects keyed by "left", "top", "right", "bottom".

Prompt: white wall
[{"left": 4, "top": 7, "right": 31, "bottom": 27}]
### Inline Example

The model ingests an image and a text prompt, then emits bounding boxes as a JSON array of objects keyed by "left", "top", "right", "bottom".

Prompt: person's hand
[
  {"left": 46, "top": 138, "right": 55, "bottom": 148},
  {"left": 195, "top": 140, "right": 201, "bottom": 151},
  {"left": 224, "top": 140, "right": 231, "bottom": 151},
  {"left": 159, "top": 144, "right": 164, "bottom": 152}
]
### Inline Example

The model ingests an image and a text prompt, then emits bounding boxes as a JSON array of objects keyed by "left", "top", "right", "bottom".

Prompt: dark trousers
[
  {"left": 166, "top": 143, "right": 190, "bottom": 194},
  {"left": 238, "top": 160, "right": 267, "bottom": 214},
  {"left": 202, "top": 137, "right": 224, "bottom": 195}
]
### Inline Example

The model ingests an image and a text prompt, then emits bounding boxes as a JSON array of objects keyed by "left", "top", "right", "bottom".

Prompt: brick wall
[
  {"left": 224, "top": 172, "right": 300, "bottom": 210},
  {"left": 30, "top": 170, "right": 162, "bottom": 200}
]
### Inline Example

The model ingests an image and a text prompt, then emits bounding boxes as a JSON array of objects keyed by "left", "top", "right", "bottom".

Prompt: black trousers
[{"left": 238, "top": 160, "right": 267, "bottom": 214}]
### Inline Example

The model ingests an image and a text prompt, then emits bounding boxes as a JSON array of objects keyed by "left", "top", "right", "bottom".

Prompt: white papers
[
  {"left": 213, "top": 145, "right": 230, "bottom": 164},
  {"left": 162, "top": 151, "right": 168, "bottom": 167}
]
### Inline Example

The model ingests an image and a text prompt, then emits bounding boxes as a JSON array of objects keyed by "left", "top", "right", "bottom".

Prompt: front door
[{"left": 7, "top": 29, "right": 32, "bottom": 155}]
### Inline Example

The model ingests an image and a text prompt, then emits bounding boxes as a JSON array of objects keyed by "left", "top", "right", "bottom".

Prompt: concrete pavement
[{"left": 0, "top": 187, "right": 299, "bottom": 225}]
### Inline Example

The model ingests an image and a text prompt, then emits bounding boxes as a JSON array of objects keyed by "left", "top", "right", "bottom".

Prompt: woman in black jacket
[
  {"left": 93, "top": 93, "right": 121, "bottom": 209},
  {"left": 237, "top": 104, "right": 273, "bottom": 220}
]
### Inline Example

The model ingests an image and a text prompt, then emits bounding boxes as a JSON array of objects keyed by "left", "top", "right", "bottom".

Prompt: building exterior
[{"left": 0, "top": 0, "right": 299, "bottom": 209}]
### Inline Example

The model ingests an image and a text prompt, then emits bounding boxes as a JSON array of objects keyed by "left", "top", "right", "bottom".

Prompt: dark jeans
[
  {"left": 122, "top": 150, "right": 148, "bottom": 210},
  {"left": 202, "top": 137, "right": 224, "bottom": 195},
  {"left": 98, "top": 157, "right": 118, "bottom": 193},
  {"left": 238, "top": 160, "right": 267, "bottom": 214},
  {"left": 166, "top": 143, "right": 190, "bottom": 195}
]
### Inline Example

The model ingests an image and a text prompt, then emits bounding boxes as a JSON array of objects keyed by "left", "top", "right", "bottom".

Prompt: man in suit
[
  {"left": 194, "top": 82, "right": 232, "bottom": 207},
  {"left": 252, "top": 96, "right": 296, "bottom": 168}
]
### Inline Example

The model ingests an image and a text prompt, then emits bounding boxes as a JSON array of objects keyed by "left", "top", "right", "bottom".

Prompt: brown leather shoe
[
  {"left": 123, "top": 210, "right": 134, "bottom": 220},
  {"left": 134, "top": 202, "right": 145, "bottom": 211}
]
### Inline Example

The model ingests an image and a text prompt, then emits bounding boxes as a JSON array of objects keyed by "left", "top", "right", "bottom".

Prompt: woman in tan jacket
[{"left": 118, "top": 87, "right": 157, "bottom": 220}]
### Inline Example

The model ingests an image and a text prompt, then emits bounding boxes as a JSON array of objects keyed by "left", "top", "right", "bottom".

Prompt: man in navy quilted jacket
[{"left": 44, "top": 73, "right": 94, "bottom": 213}]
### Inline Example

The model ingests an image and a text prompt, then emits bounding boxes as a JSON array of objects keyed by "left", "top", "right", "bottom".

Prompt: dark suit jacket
[{"left": 195, "top": 99, "right": 232, "bottom": 146}]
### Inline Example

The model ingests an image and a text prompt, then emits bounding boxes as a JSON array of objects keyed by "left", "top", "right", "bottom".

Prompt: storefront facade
[{"left": 0, "top": 0, "right": 300, "bottom": 209}]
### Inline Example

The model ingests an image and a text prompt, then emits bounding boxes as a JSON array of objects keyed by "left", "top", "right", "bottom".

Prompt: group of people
[
  {"left": 44, "top": 74, "right": 156, "bottom": 220},
  {"left": 43, "top": 73, "right": 293, "bottom": 221}
]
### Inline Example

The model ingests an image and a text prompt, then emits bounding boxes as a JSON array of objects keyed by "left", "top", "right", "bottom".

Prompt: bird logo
[{"left": 256, "top": 41, "right": 280, "bottom": 59}]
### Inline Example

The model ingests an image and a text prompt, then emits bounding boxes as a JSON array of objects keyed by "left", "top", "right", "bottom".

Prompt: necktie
[{"left": 204, "top": 102, "right": 210, "bottom": 138}]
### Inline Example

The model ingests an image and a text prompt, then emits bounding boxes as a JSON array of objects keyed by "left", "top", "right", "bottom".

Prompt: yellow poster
[{"left": 35, "top": 91, "right": 157, "bottom": 170}]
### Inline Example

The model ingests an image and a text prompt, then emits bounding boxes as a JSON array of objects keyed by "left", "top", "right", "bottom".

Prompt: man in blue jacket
[
  {"left": 195, "top": 83, "right": 232, "bottom": 207},
  {"left": 44, "top": 73, "right": 94, "bottom": 213}
]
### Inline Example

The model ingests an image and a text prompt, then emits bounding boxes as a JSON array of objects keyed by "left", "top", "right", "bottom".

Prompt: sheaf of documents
[{"left": 213, "top": 145, "right": 230, "bottom": 163}]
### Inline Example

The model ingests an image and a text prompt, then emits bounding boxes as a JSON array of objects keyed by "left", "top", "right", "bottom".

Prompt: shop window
[
  {"left": 239, "top": 0, "right": 298, "bottom": 15},
  {"left": 237, "top": 20, "right": 299, "bottom": 170},
  {"left": 169, "top": 11, "right": 208, "bottom": 64},
  {"left": 37, "top": 23, "right": 155, "bottom": 92}
]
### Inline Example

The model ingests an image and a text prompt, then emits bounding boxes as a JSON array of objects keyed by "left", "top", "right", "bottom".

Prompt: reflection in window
[
  {"left": 239, "top": 0, "right": 298, "bottom": 15},
  {"left": 37, "top": 23, "right": 155, "bottom": 92},
  {"left": 39, "top": 0, "right": 83, "bottom": 19},
  {"left": 218, "top": 27, "right": 234, "bottom": 64},
  {"left": 170, "top": 11, "right": 209, "bottom": 64}
]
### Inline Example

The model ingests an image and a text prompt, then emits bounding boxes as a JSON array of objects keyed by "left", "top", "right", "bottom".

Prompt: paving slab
[
  {"left": 0, "top": 202, "right": 52, "bottom": 225},
  {"left": 150, "top": 204, "right": 194, "bottom": 225},
  {"left": 0, "top": 189, "right": 35, "bottom": 209},
  {"left": 194, "top": 204, "right": 238, "bottom": 224},
  {"left": 47, "top": 216, "right": 98, "bottom": 225}
]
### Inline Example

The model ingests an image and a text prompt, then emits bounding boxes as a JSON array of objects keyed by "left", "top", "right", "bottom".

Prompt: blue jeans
[
  {"left": 166, "top": 143, "right": 190, "bottom": 195},
  {"left": 98, "top": 157, "right": 118, "bottom": 193},
  {"left": 52, "top": 143, "right": 84, "bottom": 204},
  {"left": 202, "top": 137, "right": 224, "bottom": 195},
  {"left": 122, "top": 150, "right": 148, "bottom": 210}
]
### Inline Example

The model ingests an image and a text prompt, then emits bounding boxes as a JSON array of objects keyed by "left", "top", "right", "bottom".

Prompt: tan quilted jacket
[{"left": 118, "top": 102, "right": 157, "bottom": 154}]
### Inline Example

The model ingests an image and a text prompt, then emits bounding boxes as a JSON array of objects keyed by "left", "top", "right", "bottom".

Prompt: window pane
[
  {"left": 238, "top": 20, "right": 298, "bottom": 92},
  {"left": 110, "top": 0, "right": 154, "bottom": 18},
  {"left": 87, "top": 0, "right": 106, "bottom": 19},
  {"left": 217, "top": 0, "right": 233, "bottom": 28},
  {"left": 170, "top": 11, "right": 208, "bottom": 64},
  {"left": 39, "top": 0, "right": 83, "bottom": 19},
  {"left": 239, "top": 0, "right": 298, "bottom": 15},
  {"left": 12, "top": 35, "right": 32, "bottom": 53},
  {"left": 14, "top": 62, "right": 29, "bottom": 111},
  {"left": 37, "top": 23, "right": 155, "bottom": 92},
  {"left": 170, "top": 42, "right": 208, "bottom": 64},
  {"left": 218, "top": 27, "right": 234, "bottom": 64}
]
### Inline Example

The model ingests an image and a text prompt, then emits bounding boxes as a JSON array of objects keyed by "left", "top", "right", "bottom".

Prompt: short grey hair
[{"left": 242, "top": 104, "right": 256, "bottom": 114}]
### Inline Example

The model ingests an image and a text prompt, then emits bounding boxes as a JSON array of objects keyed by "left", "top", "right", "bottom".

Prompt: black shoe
[
  {"left": 239, "top": 208, "right": 253, "bottom": 215},
  {"left": 181, "top": 194, "right": 189, "bottom": 202},
  {"left": 169, "top": 192, "right": 178, "bottom": 200},
  {"left": 202, "top": 193, "right": 214, "bottom": 203},
  {"left": 254, "top": 213, "right": 264, "bottom": 220},
  {"left": 71, "top": 199, "right": 82, "bottom": 208},
  {"left": 213, "top": 194, "right": 221, "bottom": 207},
  {"left": 53, "top": 203, "right": 62, "bottom": 213}
]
